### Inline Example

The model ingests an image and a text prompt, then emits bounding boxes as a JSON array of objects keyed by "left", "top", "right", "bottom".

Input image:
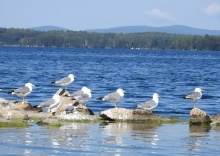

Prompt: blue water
[{"left": 0, "top": 47, "right": 220, "bottom": 155}]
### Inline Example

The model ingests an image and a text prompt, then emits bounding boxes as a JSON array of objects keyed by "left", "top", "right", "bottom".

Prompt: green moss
[
  {"left": 0, "top": 121, "right": 28, "bottom": 128},
  {"left": 28, "top": 116, "right": 45, "bottom": 121},
  {"left": 37, "top": 121, "right": 62, "bottom": 127}
]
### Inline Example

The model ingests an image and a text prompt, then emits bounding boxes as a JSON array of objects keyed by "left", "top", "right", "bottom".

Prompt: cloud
[
  {"left": 145, "top": 9, "right": 175, "bottom": 21},
  {"left": 203, "top": 2, "right": 220, "bottom": 16}
]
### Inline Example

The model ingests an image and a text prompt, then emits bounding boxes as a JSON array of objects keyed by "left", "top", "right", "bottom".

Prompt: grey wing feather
[
  {"left": 77, "top": 94, "right": 90, "bottom": 101},
  {"left": 185, "top": 92, "right": 201, "bottom": 99},
  {"left": 137, "top": 100, "right": 156, "bottom": 109},
  {"left": 104, "top": 92, "right": 121, "bottom": 102},
  {"left": 71, "top": 90, "right": 84, "bottom": 98},
  {"left": 56, "top": 77, "right": 71, "bottom": 84},
  {"left": 14, "top": 86, "right": 30, "bottom": 94},
  {"left": 38, "top": 99, "right": 56, "bottom": 107}
]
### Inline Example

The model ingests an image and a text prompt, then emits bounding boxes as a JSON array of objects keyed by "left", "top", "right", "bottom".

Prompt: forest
[{"left": 0, "top": 27, "right": 220, "bottom": 50}]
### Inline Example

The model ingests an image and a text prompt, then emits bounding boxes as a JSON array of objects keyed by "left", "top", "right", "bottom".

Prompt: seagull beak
[
  {"left": 90, "top": 90, "right": 94, "bottom": 92},
  {"left": 201, "top": 89, "right": 205, "bottom": 92},
  {"left": 32, "top": 84, "right": 36, "bottom": 88}
]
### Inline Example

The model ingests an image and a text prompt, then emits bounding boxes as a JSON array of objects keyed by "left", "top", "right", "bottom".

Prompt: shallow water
[
  {"left": 0, "top": 47, "right": 220, "bottom": 155},
  {"left": 0, "top": 122, "right": 220, "bottom": 155}
]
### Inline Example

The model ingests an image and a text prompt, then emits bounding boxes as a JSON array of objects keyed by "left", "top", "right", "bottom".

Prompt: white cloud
[
  {"left": 203, "top": 2, "right": 220, "bottom": 16},
  {"left": 145, "top": 9, "right": 175, "bottom": 21}
]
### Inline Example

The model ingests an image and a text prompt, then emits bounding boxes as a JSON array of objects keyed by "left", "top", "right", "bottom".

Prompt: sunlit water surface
[{"left": 0, "top": 47, "right": 220, "bottom": 155}]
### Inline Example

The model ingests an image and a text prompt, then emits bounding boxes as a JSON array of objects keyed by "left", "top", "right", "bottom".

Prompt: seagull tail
[
  {"left": 51, "top": 81, "right": 56, "bottom": 84},
  {"left": 8, "top": 90, "right": 14, "bottom": 94},
  {"left": 183, "top": 96, "right": 188, "bottom": 99},
  {"left": 97, "top": 97, "right": 104, "bottom": 101}
]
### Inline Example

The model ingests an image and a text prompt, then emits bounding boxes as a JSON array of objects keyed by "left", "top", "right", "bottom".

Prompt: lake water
[{"left": 0, "top": 47, "right": 220, "bottom": 155}]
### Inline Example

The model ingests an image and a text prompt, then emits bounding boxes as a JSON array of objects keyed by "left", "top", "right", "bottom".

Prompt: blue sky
[{"left": 1, "top": 0, "right": 220, "bottom": 30}]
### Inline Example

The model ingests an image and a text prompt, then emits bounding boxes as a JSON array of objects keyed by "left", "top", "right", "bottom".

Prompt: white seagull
[
  {"left": 137, "top": 93, "right": 160, "bottom": 112},
  {"left": 38, "top": 94, "right": 60, "bottom": 112},
  {"left": 97, "top": 88, "right": 125, "bottom": 108},
  {"left": 183, "top": 88, "right": 204, "bottom": 107},
  {"left": 8, "top": 83, "right": 35, "bottom": 104},
  {"left": 51, "top": 74, "right": 76, "bottom": 90},
  {"left": 68, "top": 86, "right": 92, "bottom": 106}
]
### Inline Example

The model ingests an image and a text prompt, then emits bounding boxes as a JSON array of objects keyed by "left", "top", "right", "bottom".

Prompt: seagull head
[
  {"left": 117, "top": 88, "right": 126, "bottom": 96},
  {"left": 69, "top": 74, "right": 76, "bottom": 79},
  {"left": 25, "top": 83, "right": 35, "bottom": 88},
  {"left": 153, "top": 93, "right": 160, "bottom": 99},
  {"left": 82, "top": 86, "right": 93, "bottom": 93},
  {"left": 194, "top": 88, "right": 204, "bottom": 93}
]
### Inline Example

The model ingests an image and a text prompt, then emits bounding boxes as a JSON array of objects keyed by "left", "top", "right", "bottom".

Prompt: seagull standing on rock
[
  {"left": 97, "top": 88, "right": 125, "bottom": 108},
  {"left": 183, "top": 88, "right": 204, "bottom": 108},
  {"left": 38, "top": 94, "right": 60, "bottom": 112},
  {"left": 8, "top": 83, "right": 35, "bottom": 105},
  {"left": 51, "top": 74, "right": 76, "bottom": 90},
  {"left": 137, "top": 93, "right": 160, "bottom": 112},
  {"left": 67, "top": 86, "right": 92, "bottom": 106}
]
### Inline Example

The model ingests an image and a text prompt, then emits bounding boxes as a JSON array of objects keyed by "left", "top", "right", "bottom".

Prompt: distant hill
[
  {"left": 86, "top": 25, "right": 220, "bottom": 36},
  {"left": 30, "top": 25, "right": 68, "bottom": 31}
]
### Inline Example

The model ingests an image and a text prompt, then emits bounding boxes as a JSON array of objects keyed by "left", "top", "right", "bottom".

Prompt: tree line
[{"left": 0, "top": 28, "right": 220, "bottom": 50}]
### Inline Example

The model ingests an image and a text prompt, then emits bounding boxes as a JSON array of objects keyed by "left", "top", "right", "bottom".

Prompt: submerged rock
[
  {"left": 100, "top": 108, "right": 171, "bottom": 122},
  {"left": 190, "top": 108, "right": 211, "bottom": 125},
  {"left": 211, "top": 114, "right": 220, "bottom": 125}
]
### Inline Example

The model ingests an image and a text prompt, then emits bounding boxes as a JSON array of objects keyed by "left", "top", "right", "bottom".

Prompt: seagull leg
[{"left": 115, "top": 103, "right": 117, "bottom": 108}]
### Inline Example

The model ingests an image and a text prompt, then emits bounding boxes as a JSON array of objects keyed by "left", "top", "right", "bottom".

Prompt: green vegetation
[
  {"left": 0, "top": 121, "right": 28, "bottom": 128},
  {"left": 0, "top": 28, "right": 220, "bottom": 50}
]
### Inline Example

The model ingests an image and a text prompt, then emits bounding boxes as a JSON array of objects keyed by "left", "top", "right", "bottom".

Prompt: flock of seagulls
[{"left": 1, "top": 74, "right": 205, "bottom": 113}]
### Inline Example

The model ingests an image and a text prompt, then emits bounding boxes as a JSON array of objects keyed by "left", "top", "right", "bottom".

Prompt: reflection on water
[
  {"left": 0, "top": 123, "right": 220, "bottom": 155},
  {"left": 188, "top": 125, "right": 211, "bottom": 153}
]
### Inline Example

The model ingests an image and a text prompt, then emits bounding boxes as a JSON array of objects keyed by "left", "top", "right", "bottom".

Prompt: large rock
[
  {"left": 100, "top": 108, "right": 171, "bottom": 122},
  {"left": 0, "top": 98, "right": 28, "bottom": 120},
  {"left": 190, "top": 108, "right": 211, "bottom": 125}
]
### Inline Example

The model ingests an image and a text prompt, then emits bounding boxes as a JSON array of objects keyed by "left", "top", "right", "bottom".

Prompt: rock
[
  {"left": 0, "top": 99, "right": 28, "bottom": 120},
  {"left": 211, "top": 114, "right": 220, "bottom": 125},
  {"left": 15, "top": 101, "right": 33, "bottom": 110},
  {"left": 190, "top": 108, "right": 211, "bottom": 125},
  {"left": 100, "top": 108, "right": 171, "bottom": 122},
  {"left": 57, "top": 111, "right": 98, "bottom": 121}
]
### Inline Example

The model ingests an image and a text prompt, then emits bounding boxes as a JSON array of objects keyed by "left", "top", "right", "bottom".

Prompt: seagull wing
[
  {"left": 56, "top": 77, "right": 71, "bottom": 85},
  {"left": 38, "top": 98, "right": 56, "bottom": 108},
  {"left": 184, "top": 91, "right": 202, "bottom": 100},
  {"left": 14, "top": 86, "right": 30, "bottom": 95},
  {"left": 137, "top": 100, "right": 157, "bottom": 110},
  {"left": 104, "top": 92, "right": 122, "bottom": 103}
]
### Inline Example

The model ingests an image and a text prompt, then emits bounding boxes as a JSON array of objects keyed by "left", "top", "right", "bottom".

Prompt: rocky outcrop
[
  {"left": 190, "top": 108, "right": 211, "bottom": 125},
  {"left": 100, "top": 108, "right": 171, "bottom": 122},
  {"left": 0, "top": 98, "right": 28, "bottom": 120}
]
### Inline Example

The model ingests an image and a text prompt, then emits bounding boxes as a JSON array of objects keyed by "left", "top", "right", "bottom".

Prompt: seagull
[
  {"left": 97, "top": 88, "right": 125, "bottom": 108},
  {"left": 137, "top": 93, "right": 160, "bottom": 112},
  {"left": 67, "top": 86, "right": 92, "bottom": 106},
  {"left": 51, "top": 74, "right": 76, "bottom": 90},
  {"left": 8, "top": 83, "right": 35, "bottom": 104},
  {"left": 38, "top": 94, "right": 60, "bottom": 112},
  {"left": 183, "top": 88, "right": 204, "bottom": 108}
]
